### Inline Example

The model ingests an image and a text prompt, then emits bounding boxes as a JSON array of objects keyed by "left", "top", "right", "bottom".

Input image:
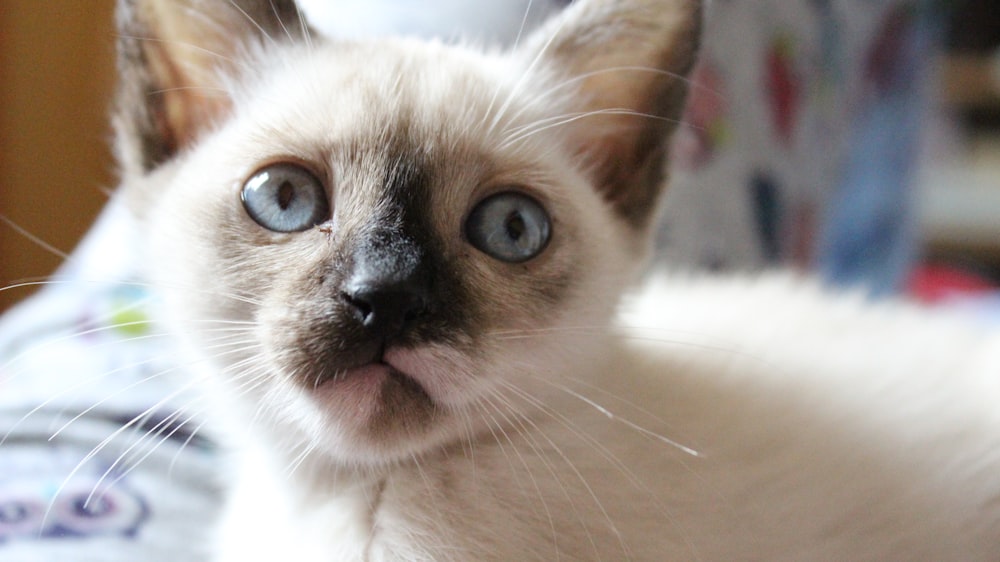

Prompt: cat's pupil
[
  {"left": 464, "top": 191, "right": 550, "bottom": 263},
  {"left": 277, "top": 181, "right": 296, "bottom": 210},
  {"left": 505, "top": 212, "right": 526, "bottom": 242}
]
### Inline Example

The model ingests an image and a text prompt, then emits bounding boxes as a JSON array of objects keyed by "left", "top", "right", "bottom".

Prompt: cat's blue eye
[
  {"left": 465, "top": 191, "right": 551, "bottom": 263},
  {"left": 241, "top": 163, "right": 330, "bottom": 233}
]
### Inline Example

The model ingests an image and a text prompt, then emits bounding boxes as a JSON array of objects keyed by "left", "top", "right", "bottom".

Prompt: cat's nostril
[
  {"left": 341, "top": 292, "right": 374, "bottom": 323},
  {"left": 341, "top": 285, "right": 428, "bottom": 340},
  {"left": 343, "top": 230, "right": 432, "bottom": 341}
]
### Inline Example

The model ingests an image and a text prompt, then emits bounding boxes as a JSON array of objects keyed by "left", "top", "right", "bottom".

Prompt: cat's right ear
[
  {"left": 518, "top": 0, "right": 701, "bottom": 233},
  {"left": 114, "top": 0, "right": 309, "bottom": 175}
]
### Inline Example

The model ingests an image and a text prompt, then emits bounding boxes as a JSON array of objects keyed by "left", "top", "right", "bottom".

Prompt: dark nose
[
  {"left": 341, "top": 232, "right": 430, "bottom": 342},
  {"left": 342, "top": 280, "right": 428, "bottom": 341}
]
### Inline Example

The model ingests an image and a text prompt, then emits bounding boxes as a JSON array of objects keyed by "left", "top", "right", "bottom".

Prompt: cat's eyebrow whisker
[
  {"left": 499, "top": 64, "right": 716, "bottom": 136},
  {"left": 501, "top": 107, "right": 693, "bottom": 150},
  {"left": 485, "top": 8, "right": 574, "bottom": 136},
  {"left": 510, "top": 0, "right": 536, "bottom": 53},
  {"left": 263, "top": 0, "right": 314, "bottom": 51}
]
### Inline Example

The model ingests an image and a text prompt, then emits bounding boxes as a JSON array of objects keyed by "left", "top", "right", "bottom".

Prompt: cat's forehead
[{"left": 241, "top": 40, "right": 557, "bottom": 169}]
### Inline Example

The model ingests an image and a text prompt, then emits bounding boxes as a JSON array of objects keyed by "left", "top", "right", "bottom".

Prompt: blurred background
[
  {"left": 1, "top": 1, "right": 115, "bottom": 311},
  {"left": 0, "top": 0, "right": 999, "bottom": 312}
]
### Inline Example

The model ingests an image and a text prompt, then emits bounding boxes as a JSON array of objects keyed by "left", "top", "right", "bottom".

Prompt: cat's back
[{"left": 601, "top": 273, "right": 1000, "bottom": 559}]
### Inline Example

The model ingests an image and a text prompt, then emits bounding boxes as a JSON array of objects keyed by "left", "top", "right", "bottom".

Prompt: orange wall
[{"left": 0, "top": 1, "right": 116, "bottom": 311}]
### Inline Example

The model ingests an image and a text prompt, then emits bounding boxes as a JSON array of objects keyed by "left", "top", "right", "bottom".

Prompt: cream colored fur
[
  {"left": 109, "top": 0, "right": 1000, "bottom": 560},
  {"left": 211, "top": 274, "right": 1000, "bottom": 561}
]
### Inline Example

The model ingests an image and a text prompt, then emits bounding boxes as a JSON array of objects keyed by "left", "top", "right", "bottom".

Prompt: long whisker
[
  {"left": 0, "top": 276, "right": 264, "bottom": 308},
  {"left": 498, "top": 64, "right": 716, "bottom": 138},
  {"left": 46, "top": 341, "right": 258, "bottom": 442},
  {"left": 40, "top": 373, "right": 204, "bottom": 531},
  {"left": 492, "top": 380, "right": 631, "bottom": 557},
  {"left": 501, "top": 107, "right": 692, "bottom": 150},
  {"left": 538, "top": 378, "right": 701, "bottom": 457},
  {"left": 485, "top": 7, "right": 573, "bottom": 135},
  {"left": 87, "top": 404, "right": 203, "bottom": 507},
  {"left": 168, "top": 416, "right": 212, "bottom": 476},
  {"left": 116, "top": 33, "right": 245, "bottom": 72},
  {"left": 499, "top": 374, "right": 711, "bottom": 558},
  {"left": 228, "top": 0, "right": 278, "bottom": 48},
  {"left": 0, "top": 214, "right": 72, "bottom": 263},
  {"left": 476, "top": 392, "right": 573, "bottom": 558},
  {"left": 509, "top": 0, "right": 536, "bottom": 53}
]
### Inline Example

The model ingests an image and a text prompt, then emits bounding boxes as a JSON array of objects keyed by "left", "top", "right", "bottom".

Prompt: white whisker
[{"left": 0, "top": 214, "right": 72, "bottom": 262}]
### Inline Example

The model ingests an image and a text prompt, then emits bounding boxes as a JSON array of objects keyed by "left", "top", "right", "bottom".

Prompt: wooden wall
[{"left": 0, "top": 1, "right": 116, "bottom": 311}]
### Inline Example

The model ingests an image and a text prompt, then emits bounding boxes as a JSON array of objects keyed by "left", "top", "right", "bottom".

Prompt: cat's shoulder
[
  {"left": 601, "top": 272, "right": 1000, "bottom": 560},
  {"left": 613, "top": 270, "right": 1000, "bottom": 436},
  {"left": 620, "top": 270, "right": 1000, "bottom": 364}
]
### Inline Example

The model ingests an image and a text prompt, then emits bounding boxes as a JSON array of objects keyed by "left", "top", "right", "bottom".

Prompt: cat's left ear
[
  {"left": 519, "top": 0, "right": 702, "bottom": 231},
  {"left": 114, "top": 0, "right": 309, "bottom": 175}
]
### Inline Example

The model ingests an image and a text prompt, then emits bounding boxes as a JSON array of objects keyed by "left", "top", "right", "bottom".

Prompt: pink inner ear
[
  {"left": 139, "top": 23, "right": 237, "bottom": 159},
  {"left": 518, "top": 1, "right": 701, "bottom": 230},
  {"left": 567, "top": 70, "right": 688, "bottom": 229},
  {"left": 116, "top": 0, "right": 309, "bottom": 169}
]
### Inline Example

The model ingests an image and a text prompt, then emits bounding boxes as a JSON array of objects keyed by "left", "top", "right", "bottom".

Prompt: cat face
[{"left": 115, "top": 0, "right": 700, "bottom": 466}]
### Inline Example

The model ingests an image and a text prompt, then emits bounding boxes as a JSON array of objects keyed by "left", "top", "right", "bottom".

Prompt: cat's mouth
[
  {"left": 335, "top": 361, "right": 423, "bottom": 394},
  {"left": 308, "top": 350, "right": 438, "bottom": 430},
  {"left": 316, "top": 357, "right": 425, "bottom": 396}
]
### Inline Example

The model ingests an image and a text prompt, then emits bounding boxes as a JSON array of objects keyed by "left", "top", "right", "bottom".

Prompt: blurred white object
[{"left": 297, "top": 0, "right": 565, "bottom": 44}]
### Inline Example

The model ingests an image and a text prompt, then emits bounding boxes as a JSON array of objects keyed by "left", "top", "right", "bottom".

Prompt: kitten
[{"left": 109, "top": 0, "right": 1000, "bottom": 560}]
